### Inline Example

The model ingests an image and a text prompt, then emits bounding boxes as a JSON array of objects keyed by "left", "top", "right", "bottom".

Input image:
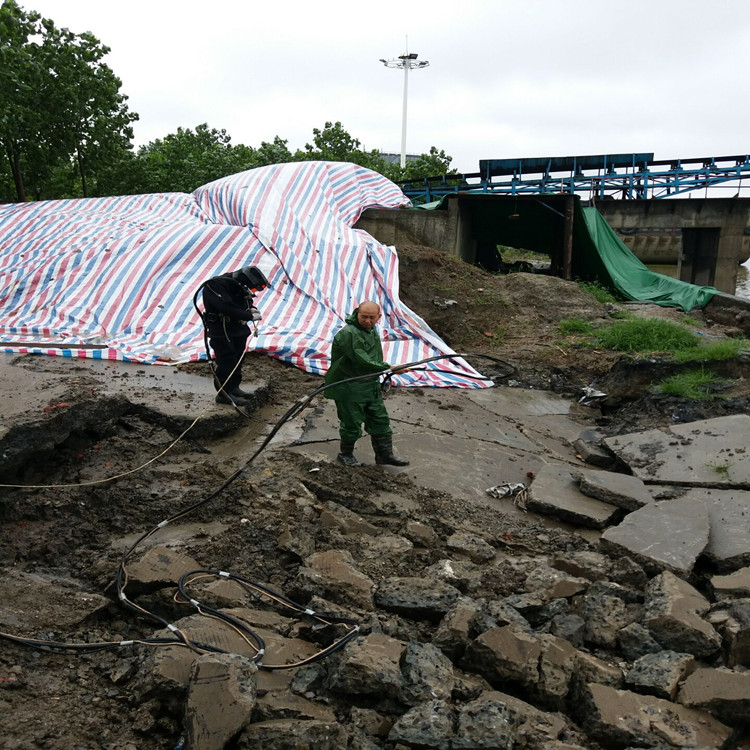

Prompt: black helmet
[{"left": 231, "top": 265, "right": 270, "bottom": 292}]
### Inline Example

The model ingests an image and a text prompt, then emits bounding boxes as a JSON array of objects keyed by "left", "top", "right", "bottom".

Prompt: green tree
[
  {"left": 301, "top": 120, "right": 385, "bottom": 172},
  {"left": 122, "top": 124, "right": 257, "bottom": 194},
  {"left": 252, "top": 135, "right": 294, "bottom": 167},
  {"left": 0, "top": 0, "right": 137, "bottom": 201}
]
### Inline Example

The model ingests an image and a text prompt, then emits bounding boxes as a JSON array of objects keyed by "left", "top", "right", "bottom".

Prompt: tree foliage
[{"left": 0, "top": 0, "right": 137, "bottom": 201}]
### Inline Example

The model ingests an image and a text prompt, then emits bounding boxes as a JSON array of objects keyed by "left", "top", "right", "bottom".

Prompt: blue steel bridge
[{"left": 398, "top": 153, "right": 750, "bottom": 203}]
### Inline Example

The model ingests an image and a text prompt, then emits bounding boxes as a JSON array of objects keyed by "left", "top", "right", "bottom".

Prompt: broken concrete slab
[
  {"left": 292, "top": 550, "right": 374, "bottom": 610},
  {"left": 582, "top": 682, "right": 733, "bottom": 749},
  {"left": 238, "top": 718, "right": 348, "bottom": 749},
  {"left": 678, "top": 667, "right": 750, "bottom": 724},
  {"left": 527, "top": 464, "right": 620, "bottom": 529},
  {"left": 623, "top": 650, "right": 695, "bottom": 700},
  {"left": 184, "top": 652, "right": 257, "bottom": 750},
  {"left": 287, "top": 388, "right": 605, "bottom": 532},
  {"left": 375, "top": 577, "right": 461, "bottom": 621},
  {"left": 642, "top": 571, "right": 721, "bottom": 657},
  {"left": 605, "top": 414, "right": 750, "bottom": 486},
  {"left": 109, "top": 521, "right": 230, "bottom": 552},
  {"left": 123, "top": 545, "right": 202, "bottom": 589},
  {"left": 0, "top": 569, "right": 111, "bottom": 633},
  {"left": 599, "top": 496, "right": 710, "bottom": 576},
  {"left": 326, "top": 632, "right": 405, "bottom": 698},
  {"left": 679, "top": 488, "right": 750, "bottom": 571},
  {"left": 576, "top": 468, "right": 654, "bottom": 511},
  {"left": 711, "top": 566, "right": 750, "bottom": 599}
]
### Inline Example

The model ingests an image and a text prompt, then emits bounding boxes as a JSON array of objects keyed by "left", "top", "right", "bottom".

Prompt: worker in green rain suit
[{"left": 324, "top": 301, "right": 410, "bottom": 467}]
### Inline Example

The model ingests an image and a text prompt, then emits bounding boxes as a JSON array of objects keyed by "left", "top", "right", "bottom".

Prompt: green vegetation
[
  {"left": 558, "top": 318, "right": 595, "bottom": 336},
  {"left": 595, "top": 318, "right": 698, "bottom": 353},
  {"left": 498, "top": 247, "right": 548, "bottom": 262},
  {"left": 707, "top": 460, "right": 733, "bottom": 479},
  {"left": 578, "top": 280, "right": 618, "bottom": 305},
  {"left": 657, "top": 369, "right": 721, "bottom": 400},
  {"left": 674, "top": 338, "right": 746, "bottom": 362}
]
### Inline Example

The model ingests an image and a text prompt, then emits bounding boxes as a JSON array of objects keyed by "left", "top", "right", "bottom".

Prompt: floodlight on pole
[{"left": 380, "top": 48, "right": 429, "bottom": 168}]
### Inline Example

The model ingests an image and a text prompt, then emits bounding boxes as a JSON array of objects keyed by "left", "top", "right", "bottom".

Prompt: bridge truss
[{"left": 399, "top": 153, "right": 750, "bottom": 203}]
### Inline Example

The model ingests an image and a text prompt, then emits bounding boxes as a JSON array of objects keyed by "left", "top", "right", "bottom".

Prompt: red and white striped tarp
[{"left": 0, "top": 161, "right": 490, "bottom": 388}]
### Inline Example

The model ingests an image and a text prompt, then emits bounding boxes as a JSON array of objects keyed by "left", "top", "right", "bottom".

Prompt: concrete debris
[
  {"left": 623, "top": 650, "right": 695, "bottom": 700},
  {"left": 292, "top": 550, "right": 375, "bottom": 610},
  {"left": 184, "top": 653, "right": 257, "bottom": 750},
  {"left": 7, "top": 352, "right": 750, "bottom": 748},
  {"left": 527, "top": 464, "right": 620, "bottom": 529},
  {"left": 642, "top": 571, "right": 721, "bottom": 657},
  {"left": 600, "top": 496, "right": 710, "bottom": 576},
  {"left": 678, "top": 666, "right": 750, "bottom": 723},
  {"left": 711, "top": 565, "right": 750, "bottom": 600},
  {"left": 576, "top": 468, "right": 654, "bottom": 511},
  {"left": 582, "top": 682, "right": 733, "bottom": 749},
  {"left": 0, "top": 570, "right": 111, "bottom": 632},
  {"left": 374, "top": 577, "right": 461, "bottom": 621},
  {"left": 326, "top": 633, "right": 405, "bottom": 698}
]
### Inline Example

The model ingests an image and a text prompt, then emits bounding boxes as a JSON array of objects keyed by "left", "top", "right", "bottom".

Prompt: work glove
[{"left": 250, "top": 307, "right": 262, "bottom": 322}]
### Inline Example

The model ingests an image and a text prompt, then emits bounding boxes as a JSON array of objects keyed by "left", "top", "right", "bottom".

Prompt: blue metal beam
[{"left": 399, "top": 153, "right": 750, "bottom": 202}]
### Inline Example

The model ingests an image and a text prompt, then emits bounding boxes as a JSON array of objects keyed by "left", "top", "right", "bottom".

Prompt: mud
[{"left": 1, "top": 246, "right": 748, "bottom": 749}]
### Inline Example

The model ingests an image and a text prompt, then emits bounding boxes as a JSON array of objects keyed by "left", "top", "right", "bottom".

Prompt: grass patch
[
  {"left": 707, "top": 460, "right": 733, "bottom": 479},
  {"left": 578, "top": 280, "right": 618, "bottom": 304},
  {"left": 657, "top": 369, "right": 721, "bottom": 400},
  {"left": 595, "top": 318, "right": 698, "bottom": 353},
  {"left": 674, "top": 338, "right": 746, "bottom": 362},
  {"left": 558, "top": 318, "right": 594, "bottom": 336},
  {"left": 498, "top": 246, "right": 548, "bottom": 262}
]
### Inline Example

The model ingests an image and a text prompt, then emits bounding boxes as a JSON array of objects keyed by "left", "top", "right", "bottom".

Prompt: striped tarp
[{"left": 0, "top": 161, "right": 490, "bottom": 388}]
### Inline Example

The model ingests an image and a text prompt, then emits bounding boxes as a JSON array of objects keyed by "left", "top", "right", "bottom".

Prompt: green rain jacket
[{"left": 324, "top": 308, "right": 389, "bottom": 402}]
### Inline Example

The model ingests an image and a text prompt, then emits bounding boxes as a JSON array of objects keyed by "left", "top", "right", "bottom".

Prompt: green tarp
[{"left": 579, "top": 206, "right": 717, "bottom": 312}]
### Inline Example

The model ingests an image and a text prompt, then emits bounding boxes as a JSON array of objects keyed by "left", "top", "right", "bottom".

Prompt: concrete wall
[
  {"left": 355, "top": 203, "right": 460, "bottom": 257},
  {"left": 597, "top": 198, "right": 750, "bottom": 293}
]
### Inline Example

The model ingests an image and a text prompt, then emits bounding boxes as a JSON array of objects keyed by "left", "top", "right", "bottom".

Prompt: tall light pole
[{"left": 379, "top": 49, "right": 429, "bottom": 168}]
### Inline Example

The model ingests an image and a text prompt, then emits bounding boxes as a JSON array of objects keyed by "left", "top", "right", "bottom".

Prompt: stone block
[
  {"left": 624, "top": 650, "right": 695, "bottom": 700},
  {"left": 577, "top": 468, "right": 654, "bottom": 511},
  {"left": 600, "top": 496, "right": 709, "bottom": 576},
  {"left": 583, "top": 682, "right": 732, "bottom": 749},
  {"left": 184, "top": 653, "right": 257, "bottom": 750},
  {"left": 326, "top": 633, "right": 405, "bottom": 698},
  {"left": 527, "top": 464, "right": 620, "bottom": 529},
  {"left": 642, "top": 571, "right": 721, "bottom": 657},
  {"left": 678, "top": 667, "right": 750, "bottom": 724},
  {"left": 375, "top": 576, "right": 461, "bottom": 621}
]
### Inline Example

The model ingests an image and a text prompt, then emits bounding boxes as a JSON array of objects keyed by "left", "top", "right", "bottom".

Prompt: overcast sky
[{"left": 24, "top": 0, "right": 750, "bottom": 175}]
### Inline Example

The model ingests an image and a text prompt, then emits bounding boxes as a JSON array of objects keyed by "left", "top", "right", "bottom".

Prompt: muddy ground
[{"left": 1, "top": 245, "right": 748, "bottom": 749}]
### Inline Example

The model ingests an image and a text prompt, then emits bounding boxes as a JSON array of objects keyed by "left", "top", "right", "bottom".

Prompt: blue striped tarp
[{"left": 0, "top": 161, "right": 490, "bottom": 388}]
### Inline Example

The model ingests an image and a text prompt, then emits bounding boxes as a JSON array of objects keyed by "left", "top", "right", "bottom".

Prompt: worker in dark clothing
[
  {"left": 199, "top": 265, "right": 269, "bottom": 406},
  {"left": 324, "top": 300, "right": 409, "bottom": 467}
]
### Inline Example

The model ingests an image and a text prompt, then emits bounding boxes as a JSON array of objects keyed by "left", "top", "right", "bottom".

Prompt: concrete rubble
[{"left": 3, "top": 354, "right": 750, "bottom": 748}]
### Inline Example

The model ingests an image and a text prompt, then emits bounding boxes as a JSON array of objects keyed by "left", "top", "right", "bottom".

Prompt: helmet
[{"left": 231, "top": 265, "right": 270, "bottom": 293}]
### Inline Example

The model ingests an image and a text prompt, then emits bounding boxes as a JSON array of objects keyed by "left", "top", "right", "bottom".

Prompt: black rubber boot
[
  {"left": 215, "top": 390, "right": 250, "bottom": 406},
  {"left": 337, "top": 441, "right": 361, "bottom": 467},
  {"left": 371, "top": 435, "right": 410, "bottom": 466},
  {"left": 228, "top": 386, "right": 254, "bottom": 402},
  {"left": 215, "top": 377, "right": 253, "bottom": 399}
]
